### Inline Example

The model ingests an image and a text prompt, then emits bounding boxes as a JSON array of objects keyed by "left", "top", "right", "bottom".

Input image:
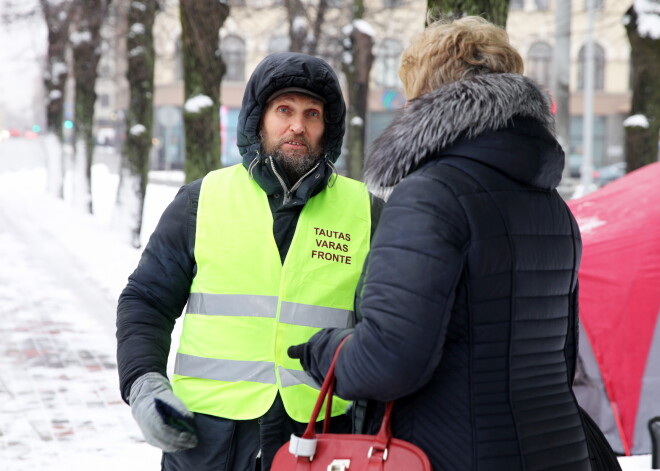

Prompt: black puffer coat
[
  {"left": 116, "top": 52, "right": 382, "bottom": 403},
  {"left": 300, "top": 74, "right": 590, "bottom": 470}
]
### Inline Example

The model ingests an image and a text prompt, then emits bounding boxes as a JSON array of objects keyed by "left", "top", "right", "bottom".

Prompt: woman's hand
[{"left": 287, "top": 342, "right": 310, "bottom": 371}]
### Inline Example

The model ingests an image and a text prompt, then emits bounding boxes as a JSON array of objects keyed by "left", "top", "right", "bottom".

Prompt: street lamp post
[{"left": 580, "top": 0, "right": 596, "bottom": 191}]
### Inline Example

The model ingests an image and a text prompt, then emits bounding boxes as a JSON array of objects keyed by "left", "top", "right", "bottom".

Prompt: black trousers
[{"left": 161, "top": 393, "right": 350, "bottom": 471}]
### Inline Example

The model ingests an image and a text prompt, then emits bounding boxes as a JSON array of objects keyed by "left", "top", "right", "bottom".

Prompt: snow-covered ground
[
  {"left": 0, "top": 136, "right": 652, "bottom": 469},
  {"left": 0, "top": 137, "right": 175, "bottom": 470}
]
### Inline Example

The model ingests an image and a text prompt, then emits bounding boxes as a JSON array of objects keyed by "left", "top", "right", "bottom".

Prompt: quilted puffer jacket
[{"left": 300, "top": 74, "right": 591, "bottom": 470}]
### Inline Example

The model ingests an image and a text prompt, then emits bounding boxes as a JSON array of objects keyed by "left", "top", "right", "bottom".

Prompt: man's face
[{"left": 260, "top": 93, "right": 325, "bottom": 182}]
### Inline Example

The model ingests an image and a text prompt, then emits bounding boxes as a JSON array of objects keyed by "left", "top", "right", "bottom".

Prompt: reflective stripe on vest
[
  {"left": 184, "top": 293, "right": 353, "bottom": 328},
  {"left": 174, "top": 353, "right": 320, "bottom": 389},
  {"left": 172, "top": 164, "right": 371, "bottom": 421}
]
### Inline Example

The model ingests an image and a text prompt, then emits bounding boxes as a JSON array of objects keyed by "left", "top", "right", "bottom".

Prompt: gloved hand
[
  {"left": 129, "top": 372, "right": 198, "bottom": 452},
  {"left": 287, "top": 343, "right": 310, "bottom": 371}
]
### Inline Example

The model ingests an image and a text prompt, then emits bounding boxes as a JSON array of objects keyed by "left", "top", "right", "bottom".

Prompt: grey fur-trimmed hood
[{"left": 364, "top": 74, "right": 562, "bottom": 192}]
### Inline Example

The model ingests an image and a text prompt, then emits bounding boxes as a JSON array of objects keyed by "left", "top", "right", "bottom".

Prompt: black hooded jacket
[
  {"left": 299, "top": 74, "right": 591, "bottom": 470},
  {"left": 116, "top": 52, "right": 382, "bottom": 403}
]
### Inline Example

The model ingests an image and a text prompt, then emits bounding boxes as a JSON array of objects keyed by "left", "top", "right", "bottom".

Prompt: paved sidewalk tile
[{"left": 0, "top": 228, "right": 159, "bottom": 470}]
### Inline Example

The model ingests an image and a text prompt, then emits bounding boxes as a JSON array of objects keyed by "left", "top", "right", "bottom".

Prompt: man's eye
[
  {"left": 277, "top": 106, "right": 288, "bottom": 113},
  {"left": 308, "top": 110, "right": 320, "bottom": 118}
]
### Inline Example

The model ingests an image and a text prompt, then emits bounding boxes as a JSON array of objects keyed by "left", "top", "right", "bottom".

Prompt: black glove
[{"left": 287, "top": 343, "right": 310, "bottom": 371}]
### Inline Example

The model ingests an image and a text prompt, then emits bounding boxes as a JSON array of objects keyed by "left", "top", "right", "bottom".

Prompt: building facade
[
  {"left": 507, "top": 0, "right": 631, "bottom": 172},
  {"left": 100, "top": 0, "right": 632, "bottom": 174}
]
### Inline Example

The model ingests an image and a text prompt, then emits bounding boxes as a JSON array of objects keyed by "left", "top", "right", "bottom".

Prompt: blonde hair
[{"left": 399, "top": 16, "right": 524, "bottom": 100}]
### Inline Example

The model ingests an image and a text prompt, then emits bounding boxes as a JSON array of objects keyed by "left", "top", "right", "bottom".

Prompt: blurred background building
[{"left": 93, "top": 0, "right": 632, "bottom": 179}]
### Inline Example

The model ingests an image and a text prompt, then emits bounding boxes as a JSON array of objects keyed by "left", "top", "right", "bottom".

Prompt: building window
[
  {"left": 578, "top": 42, "right": 605, "bottom": 91},
  {"left": 569, "top": 115, "right": 607, "bottom": 168},
  {"left": 175, "top": 36, "right": 183, "bottom": 81},
  {"left": 510, "top": 0, "right": 524, "bottom": 10},
  {"left": 99, "top": 93, "right": 110, "bottom": 107},
  {"left": 375, "top": 38, "right": 403, "bottom": 89},
  {"left": 221, "top": 35, "right": 246, "bottom": 82},
  {"left": 535, "top": 0, "right": 549, "bottom": 10},
  {"left": 268, "top": 35, "right": 290, "bottom": 54},
  {"left": 383, "top": 0, "right": 401, "bottom": 7},
  {"left": 527, "top": 41, "right": 552, "bottom": 88},
  {"left": 584, "top": 0, "right": 604, "bottom": 9}
]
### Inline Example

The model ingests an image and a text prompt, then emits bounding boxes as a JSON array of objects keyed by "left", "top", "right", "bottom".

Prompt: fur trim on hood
[{"left": 364, "top": 74, "right": 557, "bottom": 191}]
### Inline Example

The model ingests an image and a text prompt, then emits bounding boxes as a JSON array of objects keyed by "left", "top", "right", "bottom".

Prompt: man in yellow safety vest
[{"left": 116, "top": 52, "right": 383, "bottom": 470}]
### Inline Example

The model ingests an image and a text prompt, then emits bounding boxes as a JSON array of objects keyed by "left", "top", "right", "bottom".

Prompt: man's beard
[{"left": 262, "top": 135, "right": 324, "bottom": 184}]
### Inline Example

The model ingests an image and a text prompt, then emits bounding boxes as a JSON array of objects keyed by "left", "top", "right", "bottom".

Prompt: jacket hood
[
  {"left": 364, "top": 74, "right": 564, "bottom": 193},
  {"left": 236, "top": 52, "right": 346, "bottom": 199},
  {"left": 237, "top": 52, "right": 346, "bottom": 164}
]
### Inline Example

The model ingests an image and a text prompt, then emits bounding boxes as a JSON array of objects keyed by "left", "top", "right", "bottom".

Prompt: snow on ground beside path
[
  {"left": 0, "top": 163, "right": 177, "bottom": 469},
  {"left": 0, "top": 224, "right": 160, "bottom": 470}
]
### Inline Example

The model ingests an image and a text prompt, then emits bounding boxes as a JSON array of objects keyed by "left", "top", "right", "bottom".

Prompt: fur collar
[{"left": 364, "top": 74, "right": 556, "bottom": 192}]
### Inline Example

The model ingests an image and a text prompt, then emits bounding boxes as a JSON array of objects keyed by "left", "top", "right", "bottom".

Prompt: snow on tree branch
[
  {"left": 293, "top": 15, "right": 307, "bottom": 33},
  {"left": 128, "top": 46, "right": 146, "bottom": 57},
  {"left": 130, "top": 124, "right": 147, "bottom": 135},
  {"left": 623, "top": 114, "right": 650, "bottom": 128},
  {"left": 184, "top": 95, "right": 214, "bottom": 113},
  {"left": 634, "top": 0, "right": 660, "bottom": 39},
  {"left": 353, "top": 19, "right": 375, "bottom": 37},
  {"left": 129, "top": 23, "right": 146, "bottom": 36},
  {"left": 70, "top": 30, "right": 92, "bottom": 45},
  {"left": 130, "top": 1, "right": 147, "bottom": 12}
]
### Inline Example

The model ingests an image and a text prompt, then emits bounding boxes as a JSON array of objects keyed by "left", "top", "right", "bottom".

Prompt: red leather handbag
[{"left": 272, "top": 337, "right": 433, "bottom": 471}]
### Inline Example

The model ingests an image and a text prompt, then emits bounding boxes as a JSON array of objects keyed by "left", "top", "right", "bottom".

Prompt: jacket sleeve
[
  {"left": 304, "top": 170, "right": 469, "bottom": 402},
  {"left": 116, "top": 180, "right": 200, "bottom": 403}
]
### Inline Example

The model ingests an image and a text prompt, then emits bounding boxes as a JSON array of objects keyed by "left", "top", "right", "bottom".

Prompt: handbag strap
[
  {"left": 323, "top": 367, "right": 335, "bottom": 433},
  {"left": 301, "top": 336, "right": 350, "bottom": 439},
  {"left": 300, "top": 335, "right": 395, "bottom": 454}
]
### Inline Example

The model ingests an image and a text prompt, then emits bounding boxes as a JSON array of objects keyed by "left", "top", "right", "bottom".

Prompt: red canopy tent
[{"left": 568, "top": 162, "right": 660, "bottom": 455}]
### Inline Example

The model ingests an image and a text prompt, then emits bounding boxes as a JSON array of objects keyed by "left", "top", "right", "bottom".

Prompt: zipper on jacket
[{"left": 266, "top": 156, "right": 321, "bottom": 205}]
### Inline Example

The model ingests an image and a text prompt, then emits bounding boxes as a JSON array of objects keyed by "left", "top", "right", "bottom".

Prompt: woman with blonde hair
[{"left": 289, "top": 15, "right": 614, "bottom": 470}]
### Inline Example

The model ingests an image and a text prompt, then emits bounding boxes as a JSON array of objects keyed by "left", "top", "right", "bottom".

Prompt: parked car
[
  {"left": 568, "top": 154, "right": 582, "bottom": 178},
  {"left": 593, "top": 162, "right": 626, "bottom": 187}
]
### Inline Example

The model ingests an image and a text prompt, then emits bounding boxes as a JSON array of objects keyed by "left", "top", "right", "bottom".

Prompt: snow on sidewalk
[
  {"left": 0, "top": 226, "right": 157, "bottom": 470},
  {"left": 0, "top": 166, "right": 164, "bottom": 470}
]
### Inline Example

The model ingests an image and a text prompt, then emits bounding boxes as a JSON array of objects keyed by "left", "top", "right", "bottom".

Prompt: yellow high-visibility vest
[{"left": 172, "top": 164, "right": 371, "bottom": 422}]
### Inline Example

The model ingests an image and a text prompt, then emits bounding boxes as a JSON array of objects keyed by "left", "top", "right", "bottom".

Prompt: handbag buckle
[
  {"left": 327, "top": 459, "right": 351, "bottom": 470},
  {"left": 368, "top": 446, "right": 389, "bottom": 461},
  {"left": 288, "top": 434, "right": 317, "bottom": 457}
]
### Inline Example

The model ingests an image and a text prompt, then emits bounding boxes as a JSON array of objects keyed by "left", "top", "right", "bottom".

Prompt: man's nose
[{"left": 289, "top": 117, "right": 305, "bottom": 135}]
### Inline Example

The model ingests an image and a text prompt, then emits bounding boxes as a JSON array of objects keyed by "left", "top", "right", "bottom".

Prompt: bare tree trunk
[
  {"left": 40, "top": 0, "right": 74, "bottom": 199},
  {"left": 70, "top": 0, "right": 112, "bottom": 213},
  {"left": 114, "top": 0, "right": 159, "bottom": 248},
  {"left": 179, "top": 0, "right": 229, "bottom": 184},
  {"left": 308, "top": 0, "right": 328, "bottom": 55},
  {"left": 286, "top": 0, "right": 307, "bottom": 52},
  {"left": 425, "top": 0, "right": 510, "bottom": 28},
  {"left": 284, "top": 0, "right": 329, "bottom": 56},
  {"left": 342, "top": 0, "right": 373, "bottom": 180},
  {"left": 624, "top": 5, "right": 660, "bottom": 173}
]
